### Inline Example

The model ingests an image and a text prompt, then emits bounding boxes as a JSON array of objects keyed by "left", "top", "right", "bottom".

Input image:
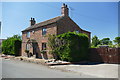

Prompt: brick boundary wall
[{"left": 89, "top": 48, "right": 120, "bottom": 64}]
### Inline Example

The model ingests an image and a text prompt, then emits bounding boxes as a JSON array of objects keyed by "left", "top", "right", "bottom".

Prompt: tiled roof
[{"left": 22, "top": 16, "right": 64, "bottom": 32}]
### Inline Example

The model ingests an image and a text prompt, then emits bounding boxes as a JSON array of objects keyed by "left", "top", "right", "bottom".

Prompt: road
[
  {"left": 2, "top": 58, "right": 97, "bottom": 78},
  {"left": 0, "top": 58, "right": 2, "bottom": 79}
]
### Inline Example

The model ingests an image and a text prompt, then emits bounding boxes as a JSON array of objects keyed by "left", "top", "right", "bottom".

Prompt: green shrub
[
  {"left": 48, "top": 32, "right": 89, "bottom": 62},
  {"left": 2, "top": 35, "right": 21, "bottom": 56}
]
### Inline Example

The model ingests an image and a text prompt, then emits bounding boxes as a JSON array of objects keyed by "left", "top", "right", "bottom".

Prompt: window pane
[
  {"left": 42, "top": 43, "right": 46, "bottom": 50},
  {"left": 26, "top": 32, "right": 30, "bottom": 38},
  {"left": 26, "top": 44, "right": 30, "bottom": 50},
  {"left": 42, "top": 28, "right": 46, "bottom": 35}
]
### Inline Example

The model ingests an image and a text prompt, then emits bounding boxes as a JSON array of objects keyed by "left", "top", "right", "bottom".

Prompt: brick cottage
[{"left": 22, "top": 4, "right": 91, "bottom": 59}]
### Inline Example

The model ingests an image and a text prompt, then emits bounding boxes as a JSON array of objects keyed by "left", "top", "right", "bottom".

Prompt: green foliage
[
  {"left": 109, "top": 44, "right": 116, "bottom": 48},
  {"left": 40, "top": 50, "right": 46, "bottom": 54},
  {"left": 2, "top": 35, "right": 22, "bottom": 56},
  {"left": 114, "top": 37, "right": 120, "bottom": 44},
  {"left": 14, "top": 40, "right": 21, "bottom": 56},
  {"left": 48, "top": 32, "right": 89, "bottom": 62},
  {"left": 91, "top": 35, "right": 100, "bottom": 47},
  {"left": 48, "top": 34, "right": 60, "bottom": 59},
  {"left": 12, "top": 35, "right": 21, "bottom": 40},
  {"left": 100, "top": 38, "right": 112, "bottom": 45},
  {"left": 48, "top": 34, "right": 56, "bottom": 51},
  {"left": 91, "top": 36, "right": 120, "bottom": 48}
]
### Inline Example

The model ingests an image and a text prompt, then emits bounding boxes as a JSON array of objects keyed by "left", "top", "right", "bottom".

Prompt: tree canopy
[
  {"left": 100, "top": 38, "right": 112, "bottom": 45},
  {"left": 91, "top": 35, "right": 100, "bottom": 47},
  {"left": 114, "top": 37, "right": 120, "bottom": 44}
]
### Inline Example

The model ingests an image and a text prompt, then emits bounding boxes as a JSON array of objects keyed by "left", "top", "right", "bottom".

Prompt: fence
[{"left": 89, "top": 48, "right": 120, "bottom": 64}]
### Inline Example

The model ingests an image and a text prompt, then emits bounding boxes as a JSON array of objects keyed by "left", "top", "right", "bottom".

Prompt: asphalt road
[{"left": 1, "top": 58, "right": 97, "bottom": 78}]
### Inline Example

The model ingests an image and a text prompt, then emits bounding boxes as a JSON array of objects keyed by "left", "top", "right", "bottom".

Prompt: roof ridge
[
  {"left": 34, "top": 16, "right": 62, "bottom": 26},
  {"left": 22, "top": 16, "right": 63, "bottom": 32}
]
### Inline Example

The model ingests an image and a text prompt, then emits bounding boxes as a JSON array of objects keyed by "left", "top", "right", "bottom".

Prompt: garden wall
[{"left": 89, "top": 48, "right": 120, "bottom": 64}]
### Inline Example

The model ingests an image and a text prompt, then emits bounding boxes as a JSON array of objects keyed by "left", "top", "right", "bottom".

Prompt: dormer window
[
  {"left": 26, "top": 32, "right": 30, "bottom": 38},
  {"left": 42, "top": 28, "right": 47, "bottom": 36}
]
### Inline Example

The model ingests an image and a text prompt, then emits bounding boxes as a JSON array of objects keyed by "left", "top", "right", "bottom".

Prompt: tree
[
  {"left": 113, "top": 37, "right": 120, "bottom": 44},
  {"left": 2, "top": 35, "right": 22, "bottom": 56},
  {"left": 91, "top": 35, "right": 100, "bottom": 47},
  {"left": 100, "top": 38, "right": 112, "bottom": 45},
  {"left": 113, "top": 37, "right": 120, "bottom": 47}
]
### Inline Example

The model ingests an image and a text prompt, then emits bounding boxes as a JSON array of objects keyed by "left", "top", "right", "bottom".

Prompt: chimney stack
[
  {"left": 30, "top": 17, "right": 36, "bottom": 26},
  {"left": 61, "top": 3, "right": 69, "bottom": 16}
]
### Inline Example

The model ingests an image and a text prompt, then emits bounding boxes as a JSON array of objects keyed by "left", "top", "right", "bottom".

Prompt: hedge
[
  {"left": 48, "top": 32, "right": 89, "bottom": 62},
  {"left": 2, "top": 36, "right": 21, "bottom": 56}
]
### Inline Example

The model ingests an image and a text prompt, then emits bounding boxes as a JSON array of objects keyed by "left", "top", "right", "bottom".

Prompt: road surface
[
  {"left": 2, "top": 58, "right": 96, "bottom": 78},
  {"left": 0, "top": 58, "right": 2, "bottom": 79}
]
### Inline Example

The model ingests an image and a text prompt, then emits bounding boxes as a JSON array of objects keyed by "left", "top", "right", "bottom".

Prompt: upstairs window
[
  {"left": 26, "top": 32, "right": 30, "bottom": 38},
  {"left": 32, "top": 30, "right": 35, "bottom": 34},
  {"left": 42, "top": 28, "right": 47, "bottom": 36}
]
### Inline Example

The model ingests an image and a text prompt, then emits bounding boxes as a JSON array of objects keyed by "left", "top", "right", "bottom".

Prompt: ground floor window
[
  {"left": 26, "top": 44, "right": 30, "bottom": 50},
  {"left": 42, "top": 43, "right": 46, "bottom": 50}
]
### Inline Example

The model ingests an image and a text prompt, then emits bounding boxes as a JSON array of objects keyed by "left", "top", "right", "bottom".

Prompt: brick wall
[
  {"left": 89, "top": 48, "right": 120, "bottom": 64},
  {"left": 57, "top": 16, "right": 91, "bottom": 39},
  {"left": 22, "top": 23, "right": 57, "bottom": 58}
]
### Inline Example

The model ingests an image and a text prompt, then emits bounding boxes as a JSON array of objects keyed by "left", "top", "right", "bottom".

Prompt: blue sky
[{"left": 1, "top": 2, "right": 118, "bottom": 41}]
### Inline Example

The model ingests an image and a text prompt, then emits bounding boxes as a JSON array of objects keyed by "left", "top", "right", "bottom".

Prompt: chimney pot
[
  {"left": 30, "top": 17, "right": 36, "bottom": 26},
  {"left": 61, "top": 3, "right": 69, "bottom": 16}
]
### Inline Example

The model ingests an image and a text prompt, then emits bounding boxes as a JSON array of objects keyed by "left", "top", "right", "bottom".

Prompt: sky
[{"left": 0, "top": 2, "right": 118, "bottom": 41}]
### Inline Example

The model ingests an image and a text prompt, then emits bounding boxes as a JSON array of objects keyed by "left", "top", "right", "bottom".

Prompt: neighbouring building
[{"left": 22, "top": 4, "right": 91, "bottom": 59}]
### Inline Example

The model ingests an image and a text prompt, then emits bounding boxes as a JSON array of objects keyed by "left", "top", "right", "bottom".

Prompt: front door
[{"left": 33, "top": 43, "right": 39, "bottom": 58}]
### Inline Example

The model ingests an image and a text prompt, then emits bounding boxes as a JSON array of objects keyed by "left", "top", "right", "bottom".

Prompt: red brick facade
[{"left": 21, "top": 4, "right": 91, "bottom": 59}]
